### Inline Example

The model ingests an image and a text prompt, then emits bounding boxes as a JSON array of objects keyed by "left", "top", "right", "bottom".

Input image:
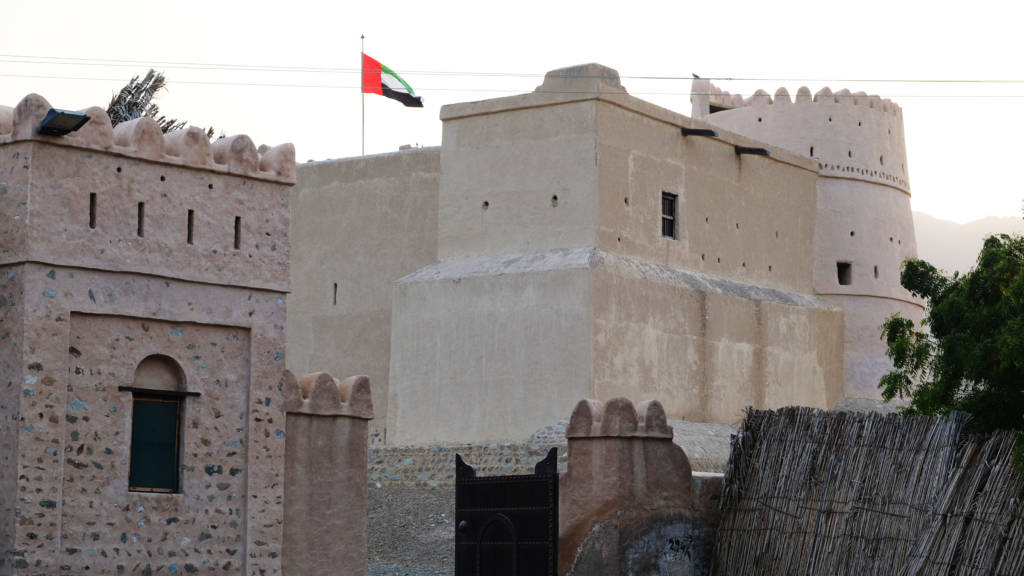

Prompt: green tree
[{"left": 880, "top": 232, "right": 1024, "bottom": 466}]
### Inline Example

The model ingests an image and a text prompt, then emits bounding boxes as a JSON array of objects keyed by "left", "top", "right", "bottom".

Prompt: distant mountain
[{"left": 913, "top": 212, "right": 1024, "bottom": 275}]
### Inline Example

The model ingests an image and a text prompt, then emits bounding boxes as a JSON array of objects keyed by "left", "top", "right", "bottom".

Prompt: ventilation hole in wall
[
  {"left": 810, "top": 146, "right": 814, "bottom": 157},
  {"left": 624, "top": 197, "right": 629, "bottom": 207},
  {"left": 874, "top": 265, "right": 879, "bottom": 279},
  {"left": 705, "top": 216, "right": 709, "bottom": 224},
  {"left": 116, "top": 166, "right": 122, "bottom": 173},
  {"left": 187, "top": 209, "right": 194, "bottom": 245},
  {"left": 757, "top": 117, "right": 762, "bottom": 122},
  {"left": 735, "top": 222, "right": 740, "bottom": 230},
  {"left": 617, "top": 236, "right": 621, "bottom": 243},
  {"left": 716, "top": 257, "right": 721, "bottom": 263},
  {"left": 848, "top": 150, "right": 852, "bottom": 158},
  {"left": 850, "top": 230, "right": 855, "bottom": 237},
  {"left": 208, "top": 183, "right": 214, "bottom": 190},
  {"left": 858, "top": 121, "right": 862, "bottom": 127},
  {"left": 880, "top": 155, "right": 884, "bottom": 166},
  {"left": 742, "top": 261, "right": 746, "bottom": 268},
  {"left": 137, "top": 202, "right": 145, "bottom": 237},
  {"left": 828, "top": 116, "right": 833, "bottom": 122},
  {"left": 160, "top": 175, "right": 166, "bottom": 182},
  {"left": 88, "top": 193, "right": 96, "bottom": 229},
  {"left": 768, "top": 265, "right": 773, "bottom": 272},
  {"left": 898, "top": 239, "right": 902, "bottom": 245},
  {"left": 551, "top": 195, "right": 559, "bottom": 207},
  {"left": 775, "top": 230, "right": 779, "bottom": 239},
  {"left": 701, "top": 254, "right": 705, "bottom": 261},
  {"left": 333, "top": 283, "right": 338, "bottom": 306},
  {"left": 889, "top": 236, "right": 894, "bottom": 243},
  {"left": 837, "top": 262, "right": 852, "bottom": 285},
  {"left": 233, "top": 217, "right": 241, "bottom": 250},
  {"left": 481, "top": 201, "right": 489, "bottom": 210}
]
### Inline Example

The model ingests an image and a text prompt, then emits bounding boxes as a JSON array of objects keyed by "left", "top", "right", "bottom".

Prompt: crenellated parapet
[
  {"left": 692, "top": 78, "right": 909, "bottom": 192},
  {"left": 282, "top": 370, "right": 374, "bottom": 419},
  {"left": 560, "top": 397, "right": 697, "bottom": 574},
  {"left": 565, "top": 397, "right": 673, "bottom": 439},
  {"left": 0, "top": 93, "right": 294, "bottom": 183},
  {"left": 282, "top": 369, "right": 373, "bottom": 575},
  {"left": 697, "top": 81, "right": 903, "bottom": 118}
]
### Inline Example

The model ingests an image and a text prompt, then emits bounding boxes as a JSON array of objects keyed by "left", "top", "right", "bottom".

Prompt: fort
[
  {"left": 288, "top": 63, "right": 923, "bottom": 446},
  {"left": 0, "top": 61, "right": 927, "bottom": 575}
]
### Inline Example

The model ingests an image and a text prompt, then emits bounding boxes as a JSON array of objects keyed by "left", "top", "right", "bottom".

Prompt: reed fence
[{"left": 714, "top": 407, "right": 1024, "bottom": 575}]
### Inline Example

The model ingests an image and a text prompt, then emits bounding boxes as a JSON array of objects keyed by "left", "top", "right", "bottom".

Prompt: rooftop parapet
[
  {"left": 0, "top": 93, "right": 295, "bottom": 183},
  {"left": 693, "top": 79, "right": 903, "bottom": 119},
  {"left": 566, "top": 397, "right": 674, "bottom": 439},
  {"left": 692, "top": 78, "right": 910, "bottom": 192},
  {"left": 282, "top": 370, "right": 374, "bottom": 419}
]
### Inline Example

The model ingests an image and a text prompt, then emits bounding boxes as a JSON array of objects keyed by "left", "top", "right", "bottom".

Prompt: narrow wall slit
[
  {"left": 89, "top": 193, "right": 96, "bottom": 229},
  {"left": 233, "top": 216, "right": 241, "bottom": 250},
  {"left": 137, "top": 202, "right": 145, "bottom": 237},
  {"left": 187, "top": 210, "right": 194, "bottom": 245},
  {"left": 333, "top": 283, "right": 338, "bottom": 306}
]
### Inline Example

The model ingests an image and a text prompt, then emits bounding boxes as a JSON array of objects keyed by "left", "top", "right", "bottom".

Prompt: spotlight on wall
[
  {"left": 37, "top": 108, "right": 91, "bottom": 137},
  {"left": 681, "top": 127, "right": 718, "bottom": 137},
  {"left": 734, "top": 146, "right": 770, "bottom": 156}
]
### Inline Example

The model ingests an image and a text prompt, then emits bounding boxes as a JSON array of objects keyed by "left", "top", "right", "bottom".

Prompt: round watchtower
[{"left": 693, "top": 79, "right": 924, "bottom": 403}]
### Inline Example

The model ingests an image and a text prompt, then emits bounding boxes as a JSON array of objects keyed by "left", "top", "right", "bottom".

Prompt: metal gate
[{"left": 454, "top": 448, "right": 558, "bottom": 576}]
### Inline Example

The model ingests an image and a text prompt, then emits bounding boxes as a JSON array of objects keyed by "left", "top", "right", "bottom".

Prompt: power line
[
  {"left": 4, "top": 53, "right": 1024, "bottom": 84},
  {"left": 4, "top": 72, "right": 1024, "bottom": 99}
]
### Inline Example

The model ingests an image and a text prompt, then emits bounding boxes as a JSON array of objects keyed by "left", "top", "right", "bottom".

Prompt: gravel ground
[{"left": 367, "top": 486, "right": 454, "bottom": 576}]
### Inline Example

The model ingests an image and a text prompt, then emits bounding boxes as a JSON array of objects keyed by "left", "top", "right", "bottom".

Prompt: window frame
[
  {"left": 661, "top": 191, "right": 679, "bottom": 239},
  {"left": 120, "top": 386, "right": 198, "bottom": 494}
]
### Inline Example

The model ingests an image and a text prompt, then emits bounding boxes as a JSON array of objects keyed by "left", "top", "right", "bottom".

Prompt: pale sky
[{"left": 2, "top": 0, "right": 1021, "bottom": 223}]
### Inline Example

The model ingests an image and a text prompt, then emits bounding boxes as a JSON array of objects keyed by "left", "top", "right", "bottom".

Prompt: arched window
[{"left": 120, "top": 354, "right": 196, "bottom": 493}]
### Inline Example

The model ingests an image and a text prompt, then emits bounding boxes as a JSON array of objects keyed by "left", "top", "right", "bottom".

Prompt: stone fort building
[
  {"left": 288, "top": 63, "right": 923, "bottom": 445},
  {"left": 0, "top": 94, "right": 296, "bottom": 574}
]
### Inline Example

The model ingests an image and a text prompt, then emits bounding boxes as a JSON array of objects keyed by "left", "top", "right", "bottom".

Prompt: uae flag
[{"left": 362, "top": 53, "right": 424, "bottom": 108}]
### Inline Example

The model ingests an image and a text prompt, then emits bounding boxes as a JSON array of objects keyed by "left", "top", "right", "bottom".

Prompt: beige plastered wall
[
  {"left": 593, "top": 99, "right": 819, "bottom": 295},
  {"left": 287, "top": 148, "right": 439, "bottom": 443},
  {"left": 387, "top": 66, "right": 844, "bottom": 444},
  {"left": 388, "top": 252, "right": 594, "bottom": 445},
  {"left": 0, "top": 139, "right": 291, "bottom": 575},
  {"left": 698, "top": 86, "right": 924, "bottom": 400},
  {"left": 389, "top": 250, "right": 843, "bottom": 444},
  {"left": 591, "top": 254, "right": 845, "bottom": 426}
]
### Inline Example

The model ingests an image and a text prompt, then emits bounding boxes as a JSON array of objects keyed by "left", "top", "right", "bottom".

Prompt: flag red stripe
[{"left": 362, "top": 53, "right": 383, "bottom": 95}]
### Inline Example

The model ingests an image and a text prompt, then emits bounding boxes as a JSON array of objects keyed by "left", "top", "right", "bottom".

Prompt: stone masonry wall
[
  {"left": 0, "top": 264, "right": 24, "bottom": 574},
  {"left": 11, "top": 263, "right": 287, "bottom": 575},
  {"left": 60, "top": 315, "right": 251, "bottom": 574}
]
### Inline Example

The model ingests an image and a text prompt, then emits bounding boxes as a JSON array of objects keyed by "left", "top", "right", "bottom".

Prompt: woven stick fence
[{"left": 713, "top": 407, "right": 1024, "bottom": 575}]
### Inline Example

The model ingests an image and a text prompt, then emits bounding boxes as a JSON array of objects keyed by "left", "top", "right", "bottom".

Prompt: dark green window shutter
[{"left": 129, "top": 396, "right": 181, "bottom": 492}]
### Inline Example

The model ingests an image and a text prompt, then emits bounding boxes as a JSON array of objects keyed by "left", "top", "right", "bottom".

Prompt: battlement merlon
[
  {"left": 0, "top": 93, "right": 294, "bottom": 292},
  {"left": 0, "top": 93, "right": 295, "bottom": 183},
  {"left": 282, "top": 370, "right": 374, "bottom": 419},
  {"left": 690, "top": 78, "right": 903, "bottom": 121},
  {"left": 566, "top": 397, "right": 674, "bottom": 439},
  {"left": 691, "top": 78, "right": 911, "bottom": 193}
]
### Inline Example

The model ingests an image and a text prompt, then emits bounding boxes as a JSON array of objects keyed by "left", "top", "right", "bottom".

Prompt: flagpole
[{"left": 361, "top": 34, "right": 365, "bottom": 156}]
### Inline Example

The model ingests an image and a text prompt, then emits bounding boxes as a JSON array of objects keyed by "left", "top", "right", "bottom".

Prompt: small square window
[
  {"left": 661, "top": 192, "right": 678, "bottom": 239},
  {"left": 128, "top": 393, "right": 182, "bottom": 493},
  {"left": 837, "top": 262, "right": 852, "bottom": 286}
]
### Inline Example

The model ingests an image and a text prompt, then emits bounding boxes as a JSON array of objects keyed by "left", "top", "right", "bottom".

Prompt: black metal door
[{"left": 455, "top": 448, "right": 558, "bottom": 576}]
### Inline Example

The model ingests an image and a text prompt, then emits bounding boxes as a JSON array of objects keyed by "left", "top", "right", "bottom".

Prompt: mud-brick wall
[
  {"left": 0, "top": 264, "right": 24, "bottom": 573},
  {"left": 7, "top": 263, "right": 288, "bottom": 575}
]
